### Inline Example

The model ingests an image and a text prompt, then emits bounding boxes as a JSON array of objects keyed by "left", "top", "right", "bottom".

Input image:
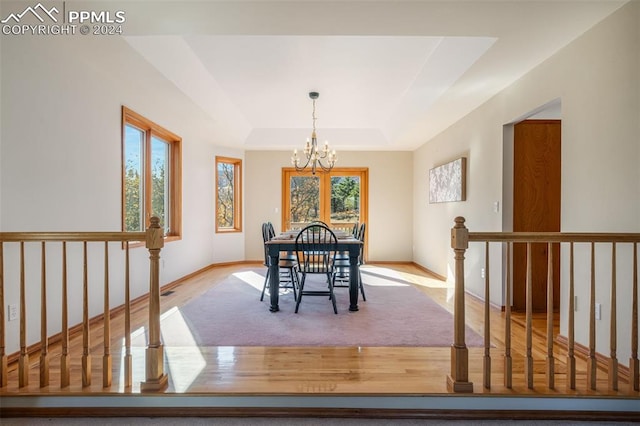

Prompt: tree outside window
[
  {"left": 216, "top": 156, "right": 242, "bottom": 232},
  {"left": 122, "top": 107, "right": 181, "bottom": 240}
]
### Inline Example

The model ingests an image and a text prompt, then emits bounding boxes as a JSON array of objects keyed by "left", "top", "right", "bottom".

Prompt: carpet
[{"left": 164, "top": 268, "right": 485, "bottom": 347}]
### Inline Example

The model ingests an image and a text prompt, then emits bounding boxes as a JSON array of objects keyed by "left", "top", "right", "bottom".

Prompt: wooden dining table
[{"left": 265, "top": 231, "right": 363, "bottom": 313}]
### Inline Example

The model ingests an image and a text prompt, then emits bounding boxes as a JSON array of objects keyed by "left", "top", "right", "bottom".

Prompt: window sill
[{"left": 216, "top": 229, "right": 243, "bottom": 234}]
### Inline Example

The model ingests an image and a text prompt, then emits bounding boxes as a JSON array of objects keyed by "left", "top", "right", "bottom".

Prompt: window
[
  {"left": 282, "top": 168, "right": 368, "bottom": 232},
  {"left": 216, "top": 156, "right": 242, "bottom": 232},
  {"left": 122, "top": 106, "right": 182, "bottom": 240}
]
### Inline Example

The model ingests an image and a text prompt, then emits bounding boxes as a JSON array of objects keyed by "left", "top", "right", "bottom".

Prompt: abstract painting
[{"left": 429, "top": 157, "right": 467, "bottom": 203}]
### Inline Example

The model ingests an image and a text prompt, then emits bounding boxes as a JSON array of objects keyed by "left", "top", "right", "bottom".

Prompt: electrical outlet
[
  {"left": 8, "top": 304, "right": 18, "bottom": 322},
  {"left": 595, "top": 303, "right": 601, "bottom": 320}
]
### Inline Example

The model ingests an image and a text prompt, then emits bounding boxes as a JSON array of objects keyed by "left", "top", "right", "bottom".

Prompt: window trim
[
  {"left": 215, "top": 156, "right": 243, "bottom": 233},
  {"left": 121, "top": 106, "right": 182, "bottom": 242}
]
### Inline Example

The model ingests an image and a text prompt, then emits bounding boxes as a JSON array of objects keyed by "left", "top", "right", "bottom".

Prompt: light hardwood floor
[{"left": 1, "top": 262, "right": 638, "bottom": 397}]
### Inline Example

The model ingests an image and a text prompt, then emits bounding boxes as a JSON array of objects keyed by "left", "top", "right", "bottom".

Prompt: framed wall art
[{"left": 429, "top": 157, "right": 467, "bottom": 203}]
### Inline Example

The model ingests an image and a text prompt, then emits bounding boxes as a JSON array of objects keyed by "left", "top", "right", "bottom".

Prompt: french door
[{"left": 282, "top": 168, "right": 368, "bottom": 234}]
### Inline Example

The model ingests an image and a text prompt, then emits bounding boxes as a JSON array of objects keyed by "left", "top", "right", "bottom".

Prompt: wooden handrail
[
  {"left": 0, "top": 232, "right": 146, "bottom": 242},
  {"left": 0, "top": 220, "right": 165, "bottom": 391},
  {"left": 449, "top": 217, "right": 640, "bottom": 394},
  {"left": 468, "top": 232, "right": 639, "bottom": 243}
]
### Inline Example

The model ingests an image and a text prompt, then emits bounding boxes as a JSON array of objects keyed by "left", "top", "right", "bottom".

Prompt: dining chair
[
  {"left": 260, "top": 222, "right": 299, "bottom": 302},
  {"left": 333, "top": 222, "right": 366, "bottom": 301},
  {"left": 334, "top": 221, "right": 358, "bottom": 262},
  {"left": 266, "top": 222, "right": 296, "bottom": 261},
  {"left": 294, "top": 223, "right": 339, "bottom": 314}
]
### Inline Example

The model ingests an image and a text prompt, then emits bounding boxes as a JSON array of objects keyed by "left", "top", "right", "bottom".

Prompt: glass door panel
[
  {"left": 288, "top": 175, "right": 320, "bottom": 230},
  {"left": 329, "top": 175, "right": 360, "bottom": 233},
  {"left": 283, "top": 168, "right": 367, "bottom": 234}
]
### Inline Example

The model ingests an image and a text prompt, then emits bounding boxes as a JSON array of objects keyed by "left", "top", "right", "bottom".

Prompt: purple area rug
[{"left": 169, "top": 268, "right": 485, "bottom": 347}]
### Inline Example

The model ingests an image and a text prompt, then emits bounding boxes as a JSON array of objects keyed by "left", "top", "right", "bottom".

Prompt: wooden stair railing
[
  {"left": 0, "top": 217, "right": 167, "bottom": 391},
  {"left": 448, "top": 216, "right": 640, "bottom": 394}
]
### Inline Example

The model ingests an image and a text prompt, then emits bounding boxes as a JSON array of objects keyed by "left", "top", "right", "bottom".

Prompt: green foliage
[
  {"left": 124, "top": 159, "right": 168, "bottom": 232},
  {"left": 151, "top": 158, "right": 167, "bottom": 231},
  {"left": 330, "top": 177, "right": 359, "bottom": 222},
  {"left": 124, "top": 160, "right": 141, "bottom": 232}
]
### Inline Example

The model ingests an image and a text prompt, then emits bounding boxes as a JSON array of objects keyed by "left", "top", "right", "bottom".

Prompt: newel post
[
  {"left": 447, "top": 217, "right": 474, "bottom": 392},
  {"left": 141, "top": 217, "right": 168, "bottom": 391}
]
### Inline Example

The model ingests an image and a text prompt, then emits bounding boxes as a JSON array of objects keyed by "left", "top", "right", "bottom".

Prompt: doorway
[
  {"left": 512, "top": 119, "right": 561, "bottom": 312},
  {"left": 281, "top": 167, "right": 369, "bottom": 233}
]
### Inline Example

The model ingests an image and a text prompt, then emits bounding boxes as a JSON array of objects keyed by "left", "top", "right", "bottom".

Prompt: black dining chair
[
  {"left": 294, "top": 223, "right": 339, "bottom": 314},
  {"left": 266, "top": 222, "right": 297, "bottom": 262},
  {"left": 309, "top": 220, "right": 329, "bottom": 227},
  {"left": 260, "top": 222, "right": 299, "bottom": 302},
  {"left": 333, "top": 222, "right": 366, "bottom": 301},
  {"left": 334, "top": 221, "right": 358, "bottom": 262}
]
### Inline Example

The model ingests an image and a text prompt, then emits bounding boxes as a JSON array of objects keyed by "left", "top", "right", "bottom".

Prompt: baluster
[
  {"left": 60, "top": 242, "right": 70, "bottom": 388},
  {"left": 546, "top": 242, "right": 554, "bottom": 389},
  {"left": 82, "top": 241, "right": 91, "bottom": 387},
  {"left": 40, "top": 242, "right": 49, "bottom": 387},
  {"left": 103, "top": 241, "right": 112, "bottom": 388},
  {"left": 141, "top": 217, "right": 168, "bottom": 391},
  {"left": 504, "top": 242, "right": 512, "bottom": 389},
  {"left": 608, "top": 243, "right": 618, "bottom": 391},
  {"left": 446, "top": 217, "right": 473, "bottom": 392},
  {"left": 587, "top": 242, "right": 597, "bottom": 390},
  {"left": 525, "top": 242, "right": 533, "bottom": 389},
  {"left": 483, "top": 241, "right": 491, "bottom": 389},
  {"left": 566, "top": 242, "right": 576, "bottom": 390},
  {"left": 630, "top": 242, "right": 639, "bottom": 392},
  {"left": 0, "top": 243, "right": 6, "bottom": 387},
  {"left": 19, "top": 242, "right": 28, "bottom": 387},
  {"left": 124, "top": 242, "right": 132, "bottom": 388}
]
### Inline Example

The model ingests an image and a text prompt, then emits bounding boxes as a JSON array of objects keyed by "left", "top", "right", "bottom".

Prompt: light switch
[{"left": 493, "top": 201, "right": 500, "bottom": 213}]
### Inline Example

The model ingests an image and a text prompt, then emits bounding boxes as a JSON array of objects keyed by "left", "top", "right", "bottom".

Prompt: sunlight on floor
[
  {"left": 233, "top": 270, "right": 265, "bottom": 291},
  {"left": 160, "top": 306, "right": 206, "bottom": 392},
  {"left": 361, "top": 265, "right": 453, "bottom": 290}
]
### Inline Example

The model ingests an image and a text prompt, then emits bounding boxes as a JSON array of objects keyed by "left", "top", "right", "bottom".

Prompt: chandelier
[{"left": 291, "top": 91, "right": 337, "bottom": 175}]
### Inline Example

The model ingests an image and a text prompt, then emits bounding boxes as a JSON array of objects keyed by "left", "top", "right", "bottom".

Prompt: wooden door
[{"left": 513, "top": 120, "right": 561, "bottom": 312}]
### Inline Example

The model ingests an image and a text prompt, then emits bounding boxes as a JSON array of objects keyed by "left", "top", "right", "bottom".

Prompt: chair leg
[
  {"left": 359, "top": 269, "right": 366, "bottom": 301},
  {"left": 327, "top": 272, "right": 337, "bottom": 314},
  {"left": 260, "top": 268, "right": 270, "bottom": 301},
  {"left": 295, "top": 273, "right": 305, "bottom": 313},
  {"left": 289, "top": 267, "right": 298, "bottom": 301}
]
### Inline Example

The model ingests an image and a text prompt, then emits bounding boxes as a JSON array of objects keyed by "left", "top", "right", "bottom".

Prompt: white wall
[
  {"left": 413, "top": 1, "right": 639, "bottom": 363},
  {"left": 0, "top": 35, "right": 245, "bottom": 352},
  {"left": 244, "top": 150, "right": 413, "bottom": 263}
]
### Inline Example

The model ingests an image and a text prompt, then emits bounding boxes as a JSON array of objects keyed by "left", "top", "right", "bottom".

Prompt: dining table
[{"left": 265, "top": 230, "right": 363, "bottom": 313}]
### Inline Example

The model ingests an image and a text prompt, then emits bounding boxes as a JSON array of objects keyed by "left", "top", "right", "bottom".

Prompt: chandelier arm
[
  {"left": 294, "top": 154, "right": 314, "bottom": 173},
  {"left": 316, "top": 158, "right": 333, "bottom": 173}
]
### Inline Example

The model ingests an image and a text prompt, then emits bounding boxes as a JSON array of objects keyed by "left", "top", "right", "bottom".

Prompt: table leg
[
  {"left": 349, "top": 252, "right": 359, "bottom": 312},
  {"left": 268, "top": 253, "right": 280, "bottom": 312}
]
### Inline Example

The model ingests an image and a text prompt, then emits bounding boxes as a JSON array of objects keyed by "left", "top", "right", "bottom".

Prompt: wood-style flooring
[{"left": 1, "top": 262, "right": 638, "bottom": 397}]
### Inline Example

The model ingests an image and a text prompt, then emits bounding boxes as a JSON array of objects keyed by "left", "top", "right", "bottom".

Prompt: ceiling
[{"left": 121, "top": 1, "right": 627, "bottom": 151}]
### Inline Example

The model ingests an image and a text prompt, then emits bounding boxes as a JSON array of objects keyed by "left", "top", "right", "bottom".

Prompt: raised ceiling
[{"left": 122, "top": 1, "right": 627, "bottom": 151}]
